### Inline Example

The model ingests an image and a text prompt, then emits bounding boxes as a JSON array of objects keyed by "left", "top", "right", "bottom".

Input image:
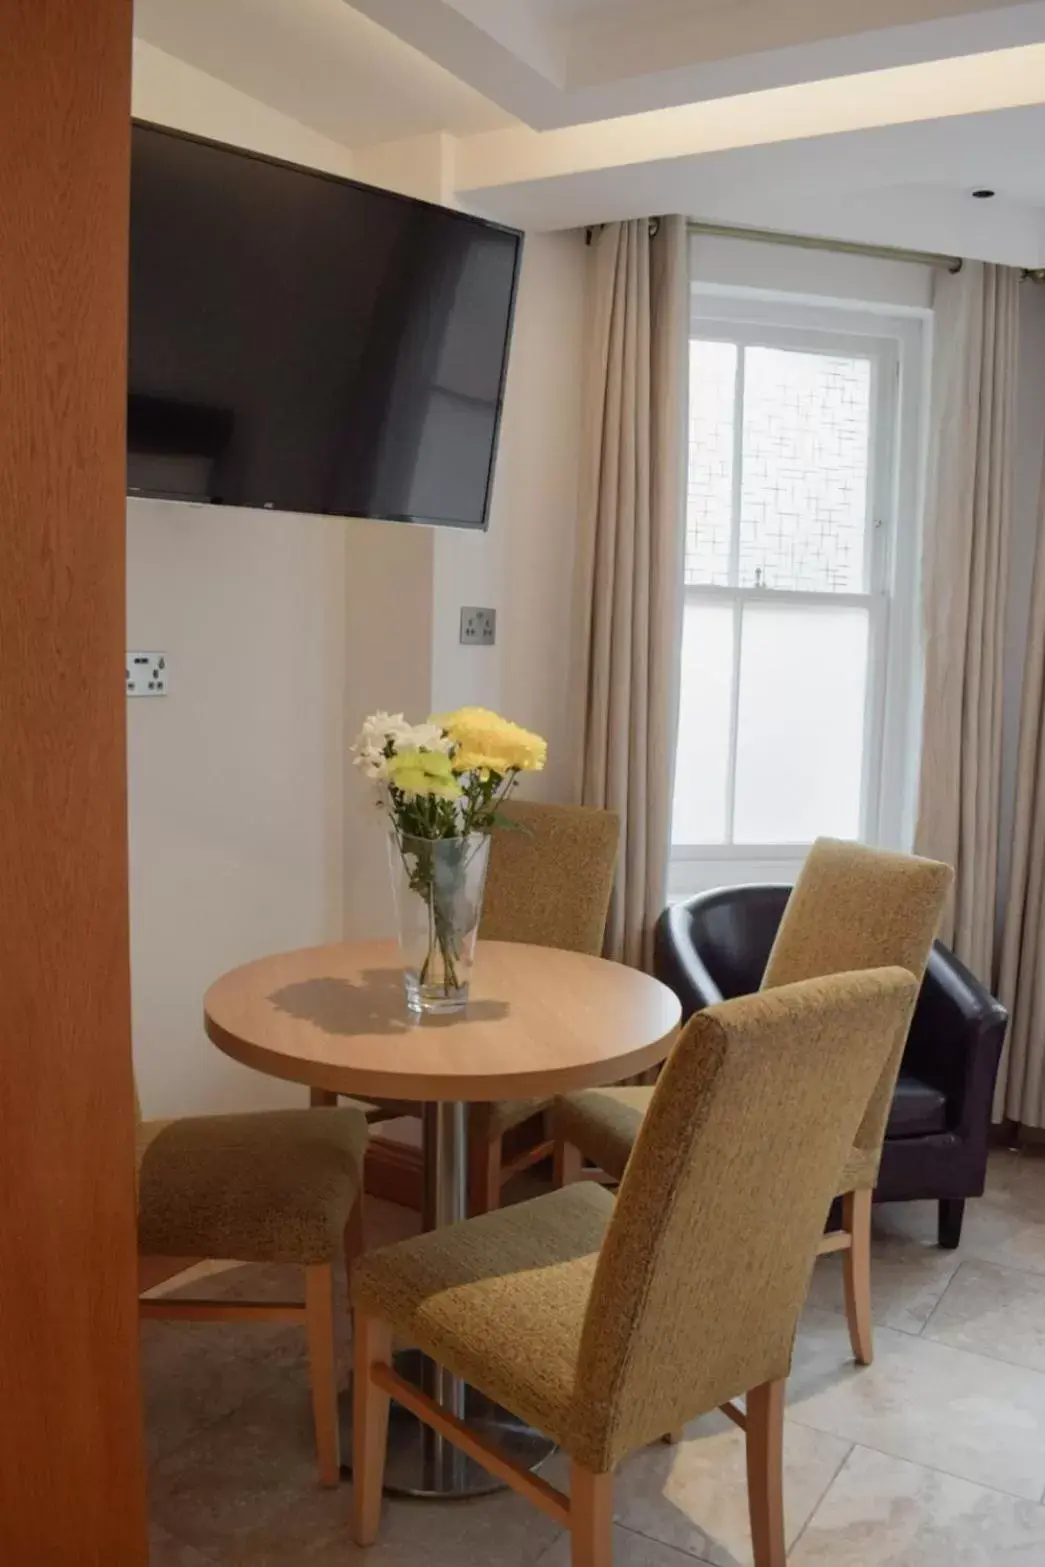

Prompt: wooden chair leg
[
  {"left": 745, "top": 1379, "right": 786, "bottom": 1567},
  {"left": 352, "top": 1313, "right": 394, "bottom": 1546},
  {"left": 310, "top": 1087, "right": 338, "bottom": 1107},
  {"left": 304, "top": 1263, "right": 340, "bottom": 1487},
  {"left": 468, "top": 1130, "right": 502, "bottom": 1216},
  {"left": 841, "top": 1188, "right": 874, "bottom": 1366},
  {"left": 554, "top": 1138, "right": 583, "bottom": 1188},
  {"left": 570, "top": 1461, "right": 614, "bottom": 1567}
]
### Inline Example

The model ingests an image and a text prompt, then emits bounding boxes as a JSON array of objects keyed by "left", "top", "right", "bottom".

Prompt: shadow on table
[{"left": 268, "top": 969, "right": 509, "bottom": 1037}]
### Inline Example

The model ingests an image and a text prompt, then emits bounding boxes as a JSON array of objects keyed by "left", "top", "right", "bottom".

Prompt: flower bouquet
[{"left": 352, "top": 707, "right": 547, "bottom": 1013}]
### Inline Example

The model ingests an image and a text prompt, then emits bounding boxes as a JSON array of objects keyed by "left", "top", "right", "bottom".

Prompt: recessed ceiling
[
  {"left": 526, "top": 0, "right": 637, "bottom": 17},
  {"left": 133, "top": 0, "right": 513, "bottom": 148},
  {"left": 349, "top": 0, "right": 1045, "bottom": 127},
  {"left": 460, "top": 101, "right": 1045, "bottom": 267},
  {"left": 134, "top": 0, "right": 1045, "bottom": 266}
]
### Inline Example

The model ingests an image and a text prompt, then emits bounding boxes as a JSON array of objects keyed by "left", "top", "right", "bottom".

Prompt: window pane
[
  {"left": 671, "top": 600, "right": 734, "bottom": 845},
  {"left": 733, "top": 603, "right": 868, "bottom": 843},
  {"left": 739, "top": 347, "right": 871, "bottom": 592},
  {"left": 685, "top": 339, "right": 736, "bottom": 586}
]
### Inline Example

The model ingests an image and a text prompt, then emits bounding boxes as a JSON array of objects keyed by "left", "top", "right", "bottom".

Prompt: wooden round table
[{"left": 204, "top": 938, "right": 681, "bottom": 1499}]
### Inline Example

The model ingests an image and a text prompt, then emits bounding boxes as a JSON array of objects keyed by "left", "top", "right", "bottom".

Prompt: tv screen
[{"left": 128, "top": 122, "right": 523, "bottom": 529}]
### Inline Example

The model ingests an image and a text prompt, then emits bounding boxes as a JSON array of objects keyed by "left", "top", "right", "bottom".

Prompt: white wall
[
  {"left": 132, "top": 40, "right": 355, "bottom": 177},
  {"left": 689, "top": 233, "right": 933, "bottom": 312},
  {"left": 353, "top": 133, "right": 455, "bottom": 204},
  {"left": 430, "top": 229, "right": 587, "bottom": 803},
  {"left": 128, "top": 45, "right": 367, "bottom": 1116},
  {"left": 349, "top": 137, "right": 588, "bottom": 802},
  {"left": 342, "top": 522, "right": 435, "bottom": 943},
  {"left": 128, "top": 79, "right": 586, "bottom": 1113},
  {"left": 127, "top": 505, "right": 350, "bottom": 1115}
]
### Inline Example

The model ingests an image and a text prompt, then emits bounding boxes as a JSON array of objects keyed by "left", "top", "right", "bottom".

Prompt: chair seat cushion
[
  {"left": 886, "top": 1073, "right": 948, "bottom": 1138},
  {"left": 473, "top": 1098, "right": 552, "bottom": 1141},
  {"left": 138, "top": 1107, "right": 367, "bottom": 1266},
  {"left": 553, "top": 1087, "right": 653, "bottom": 1182},
  {"left": 557, "top": 1085, "right": 894, "bottom": 1196},
  {"left": 352, "top": 1182, "right": 614, "bottom": 1464}
]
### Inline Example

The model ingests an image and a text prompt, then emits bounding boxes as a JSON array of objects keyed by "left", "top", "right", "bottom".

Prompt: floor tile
[
  {"left": 140, "top": 1316, "right": 306, "bottom": 1466},
  {"left": 922, "top": 1258, "right": 1045, "bottom": 1372},
  {"left": 807, "top": 1226, "right": 960, "bottom": 1335},
  {"left": 150, "top": 1523, "right": 216, "bottom": 1566},
  {"left": 612, "top": 1411, "right": 850, "bottom": 1566},
  {"left": 788, "top": 1308, "right": 1045, "bottom": 1500},
  {"left": 148, "top": 1379, "right": 320, "bottom": 1552},
  {"left": 225, "top": 1479, "right": 562, "bottom": 1566},
  {"left": 790, "top": 1445, "right": 1045, "bottom": 1564},
  {"left": 142, "top": 1153, "right": 1045, "bottom": 1564},
  {"left": 141, "top": 1259, "right": 245, "bottom": 1299},
  {"left": 980, "top": 1149, "right": 1045, "bottom": 1227},
  {"left": 181, "top": 1260, "right": 305, "bottom": 1304},
  {"left": 875, "top": 1188, "right": 1045, "bottom": 1281},
  {"left": 538, "top": 1523, "right": 705, "bottom": 1565}
]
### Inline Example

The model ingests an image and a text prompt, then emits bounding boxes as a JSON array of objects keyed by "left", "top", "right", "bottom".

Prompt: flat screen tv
[{"left": 128, "top": 121, "right": 523, "bottom": 530}]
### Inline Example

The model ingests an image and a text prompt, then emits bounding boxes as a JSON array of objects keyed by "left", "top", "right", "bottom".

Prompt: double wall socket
[
  {"left": 126, "top": 651, "right": 169, "bottom": 696},
  {"left": 459, "top": 607, "right": 496, "bottom": 646}
]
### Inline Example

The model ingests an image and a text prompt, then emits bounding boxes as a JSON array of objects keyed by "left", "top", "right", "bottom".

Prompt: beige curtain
[
  {"left": 998, "top": 454, "right": 1045, "bottom": 1127},
  {"left": 572, "top": 217, "right": 688, "bottom": 969},
  {"left": 914, "top": 262, "right": 1020, "bottom": 983}
]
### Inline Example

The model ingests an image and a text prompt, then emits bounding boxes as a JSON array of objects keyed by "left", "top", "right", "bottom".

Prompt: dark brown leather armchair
[{"left": 655, "top": 884, "right": 1008, "bottom": 1249}]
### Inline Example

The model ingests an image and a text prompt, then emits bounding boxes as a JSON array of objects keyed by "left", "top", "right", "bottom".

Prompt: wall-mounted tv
[{"left": 128, "top": 122, "right": 523, "bottom": 530}]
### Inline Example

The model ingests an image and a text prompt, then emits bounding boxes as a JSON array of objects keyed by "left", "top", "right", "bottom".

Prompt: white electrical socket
[
  {"left": 126, "top": 651, "right": 169, "bottom": 697},
  {"left": 459, "top": 607, "right": 496, "bottom": 646}
]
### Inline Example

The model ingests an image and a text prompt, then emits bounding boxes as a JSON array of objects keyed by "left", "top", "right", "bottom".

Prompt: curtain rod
[
  {"left": 686, "top": 219, "right": 963, "bottom": 274},
  {"left": 590, "top": 218, "right": 1042, "bottom": 280}
]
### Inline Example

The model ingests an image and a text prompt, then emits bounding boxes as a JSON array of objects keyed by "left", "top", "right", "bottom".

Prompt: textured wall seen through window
[{"left": 686, "top": 340, "right": 872, "bottom": 592}]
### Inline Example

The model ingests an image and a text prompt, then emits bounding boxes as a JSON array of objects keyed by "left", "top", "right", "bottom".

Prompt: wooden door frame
[{"left": 0, "top": 3, "right": 148, "bottom": 1561}]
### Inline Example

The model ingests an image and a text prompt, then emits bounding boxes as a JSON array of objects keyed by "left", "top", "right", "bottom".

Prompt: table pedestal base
[{"left": 339, "top": 1348, "right": 556, "bottom": 1499}]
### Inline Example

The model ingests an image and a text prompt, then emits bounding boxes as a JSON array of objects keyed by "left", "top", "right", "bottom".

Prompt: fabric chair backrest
[
  {"left": 479, "top": 800, "right": 619, "bottom": 956},
  {"left": 762, "top": 837, "right": 952, "bottom": 1164},
  {"left": 574, "top": 967, "right": 919, "bottom": 1469}
]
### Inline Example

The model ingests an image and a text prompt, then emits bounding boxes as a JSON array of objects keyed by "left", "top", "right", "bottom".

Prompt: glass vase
[{"left": 388, "top": 831, "right": 491, "bottom": 1014}]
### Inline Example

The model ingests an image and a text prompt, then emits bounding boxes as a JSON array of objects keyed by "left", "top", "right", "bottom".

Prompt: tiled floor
[{"left": 145, "top": 1151, "right": 1045, "bottom": 1565}]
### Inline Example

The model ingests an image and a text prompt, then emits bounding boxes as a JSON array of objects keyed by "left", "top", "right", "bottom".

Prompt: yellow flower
[
  {"left": 385, "top": 748, "right": 462, "bottom": 801},
  {"left": 431, "top": 707, "right": 547, "bottom": 776}
]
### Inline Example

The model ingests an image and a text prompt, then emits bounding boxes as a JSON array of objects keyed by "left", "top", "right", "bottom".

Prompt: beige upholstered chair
[
  {"left": 312, "top": 801, "right": 619, "bottom": 1201},
  {"left": 137, "top": 1103, "right": 368, "bottom": 1485},
  {"left": 467, "top": 799, "right": 619, "bottom": 1213},
  {"left": 553, "top": 838, "right": 952, "bottom": 1368},
  {"left": 351, "top": 968, "right": 917, "bottom": 1567}
]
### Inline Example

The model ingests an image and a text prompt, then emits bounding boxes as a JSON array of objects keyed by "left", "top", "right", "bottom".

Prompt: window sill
[{"left": 668, "top": 846, "right": 807, "bottom": 902}]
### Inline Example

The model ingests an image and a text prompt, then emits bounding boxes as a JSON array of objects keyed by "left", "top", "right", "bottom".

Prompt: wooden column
[{"left": 0, "top": 3, "right": 147, "bottom": 1562}]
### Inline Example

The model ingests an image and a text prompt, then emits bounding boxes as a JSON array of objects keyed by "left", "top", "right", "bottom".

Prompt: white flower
[
  {"left": 352, "top": 712, "right": 401, "bottom": 778},
  {"left": 395, "top": 721, "right": 452, "bottom": 754},
  {"left": 351, "top": 712, "right": 452, "bottom": 783},
  {"left": 354, "top": 749, "right": 389, "bottom": 780},
  {"left": 353, "top": 711, "right": 406, "bottom": 751}
]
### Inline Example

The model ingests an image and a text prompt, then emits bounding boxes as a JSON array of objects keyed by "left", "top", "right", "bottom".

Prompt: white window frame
[{"left": 670, "top": 291, "right": 928, "bottom": 897}]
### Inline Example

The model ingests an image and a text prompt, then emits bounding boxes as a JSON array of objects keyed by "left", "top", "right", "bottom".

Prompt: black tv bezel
[{"left": 128, "top": 118, "right": 525, "bottom": 533}]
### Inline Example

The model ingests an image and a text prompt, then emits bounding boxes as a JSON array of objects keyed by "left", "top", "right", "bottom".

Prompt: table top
[{"left": 204, "top": 939, "right": 681, "bottom": 1103}]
